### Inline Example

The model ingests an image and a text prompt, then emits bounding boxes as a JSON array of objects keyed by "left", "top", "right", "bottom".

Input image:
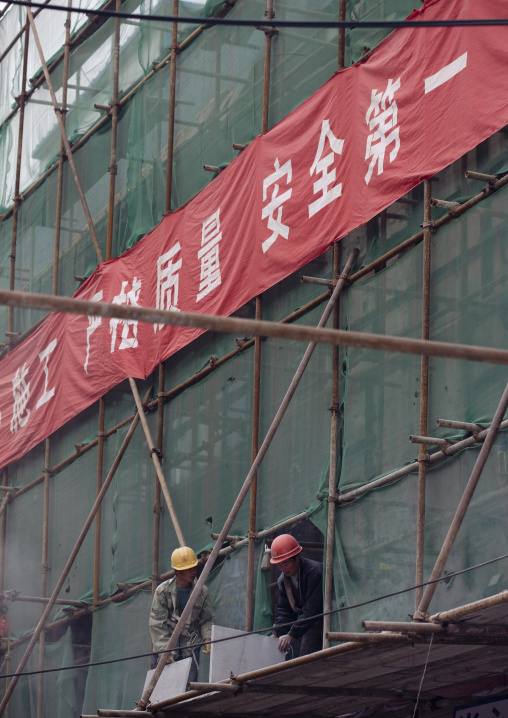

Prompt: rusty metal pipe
[
  {"left": 363, "top": 621, "right": 443, "bottom": 633},
  {"left": 431, "top": 590, "right": 508, "bottom": 624},
  {"left": 137, "top": 249, "right": 358, "bottom": 709},
  {"left": 0, "top": 389, "right": 148, "bottom": 716},
  {"left": 414, "top": 381, "right": 508, "bottom": 620},
  {"left": 0, "top": 471, "right": 8, "bottom": 590},
  {"left": 129, "top": 377, "right": 185, "bottom": 547},
  {"left": 94, "top": 397, "right": 106, "bottom": 605},
  {"left": 338, "top": 0, "right": 346, "bottom": 70},
  {"left": 246, "top": 295, "right": 262, "bottom": 632},
  {"left": 339, "top": 418, "right": 508, "bottom": 504},
  {"left": 415, "top": 179, "right": 431, "bottom": 609},
  {"left": 436, "top": 419, "right": 486, "bottom": 432},
  {"left": 261, "top": 0, "right": 274, "bottom": 134},
  {"left": 37, "top": 438, "right": 51, "bottom": 718},
  {"left": 25, "top": 8, "right": 103, "bottom": 264},
  {"left": 8, "top": 22, "right": 30, "bottom": 339},
  {"left": 151, "top": 363, "right": 165, "bottom": 598},
  {"left": 52, "top": 3, "right": 72, "bottom": 297},
  {"left": 188, "top": 682, "right": 238, "bottom": 693},
  {"left": 105, "top": 0, "right": 121, "bottom": 260},
  {"left": 323, "top": 243, "right": 341, "bottom": 649},
  {"left": 165, "top": 0, "right": 178, "bottom": 213},
  {"left": 327, "top": 632, "right": 410, "bottom": 644},
  {"left": 410, "top": 435, "right": 457, "bottom": 447},
  {"left": 2, "top": 287, "right": 508, "bottom": 367}
]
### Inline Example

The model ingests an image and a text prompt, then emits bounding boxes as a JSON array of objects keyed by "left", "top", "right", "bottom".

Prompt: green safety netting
[{"left": 1, "top": 0, "right": 508, "bottom": 715}]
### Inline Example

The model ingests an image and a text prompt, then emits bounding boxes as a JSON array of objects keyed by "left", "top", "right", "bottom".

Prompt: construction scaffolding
[{"left": 0, "top": 1, "right": 507, "bottom": 717}]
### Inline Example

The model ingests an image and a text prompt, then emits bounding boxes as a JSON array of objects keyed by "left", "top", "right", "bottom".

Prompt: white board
[{"left": 209, "top": 625, "right": 285, "bottom": 683}]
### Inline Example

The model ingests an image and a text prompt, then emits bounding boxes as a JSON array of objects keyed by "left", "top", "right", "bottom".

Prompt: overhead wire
[
  {"left": 1, "top": 549, "right": 507, "bottom": 679},
  {"left": 1, "top": 0, "right": 508, "bottom": 28}
]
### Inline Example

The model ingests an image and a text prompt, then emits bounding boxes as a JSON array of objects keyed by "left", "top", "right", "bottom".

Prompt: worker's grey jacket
[
  {"left": 273, "top": 557, "right": 323, "bottom": 640},
  {"left": 149, "top": 577, "right": 214, "bottom": 660}
]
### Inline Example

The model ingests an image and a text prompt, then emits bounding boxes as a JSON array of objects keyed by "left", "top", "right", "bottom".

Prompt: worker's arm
[
  {"left": 287, "top": 563, "right": 322, "bottom": 641},
  {"left": 149, "top": 584, "right": 173, "bottom": 653},
  {"left": 198, "top": 586, "right": 215, "bottom": 643},
  {"left": 272, "top": 575, "right": 296, "bottom": 637}
]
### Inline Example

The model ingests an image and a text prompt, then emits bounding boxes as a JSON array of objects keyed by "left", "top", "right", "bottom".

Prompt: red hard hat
[{"left": 270, "top": 534, "right": 302, "bottom": 564}]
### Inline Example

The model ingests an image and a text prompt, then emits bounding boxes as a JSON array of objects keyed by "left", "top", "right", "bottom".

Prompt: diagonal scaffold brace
[{"left": 134, "top": 247, "right": 359, "bottom": 710}]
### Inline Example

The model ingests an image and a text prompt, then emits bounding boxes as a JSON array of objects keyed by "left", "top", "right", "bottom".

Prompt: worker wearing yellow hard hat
[{"left": 149, "top": 546, "right": 214, "bottom": 682}]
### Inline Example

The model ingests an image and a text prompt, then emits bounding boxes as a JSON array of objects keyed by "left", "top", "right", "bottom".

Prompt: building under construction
[{"left": 0, "top": 0, "right": 508, "bottom": 716}]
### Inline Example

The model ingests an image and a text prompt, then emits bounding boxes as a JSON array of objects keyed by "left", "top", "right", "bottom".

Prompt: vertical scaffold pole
[
  {"left": 415, "top": 179, "right": 432, "bottom": 609},
  {"left": 165, "top": 0, "right": 178, "bottom": 214},
  {"left": 0, "top": 469, "right": 7, "bottom": 592},
  {"left": 106, "top": 0, "right": 121, "bottom": 261},
  {"left": 323, "top": 0, "right": 347, "bottom": 650},
  {"left": 8, "top": 16, "right": 30, "bottom": 341},
  {"left": 245, "top": 0, "right": 274, "bottom": 634},
  {"left": 53, "top": 0, "right": 72, "bottom": 297},
  {"left": 94, "top": 398, "right": 106, "bottom": 605},
  {"left": 36, "top": 439, "right": 51, "bottom": 718}
]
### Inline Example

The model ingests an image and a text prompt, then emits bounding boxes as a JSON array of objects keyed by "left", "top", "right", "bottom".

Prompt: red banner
[{"left": 0, "top": 0, "right": 507, "bottom": 470}]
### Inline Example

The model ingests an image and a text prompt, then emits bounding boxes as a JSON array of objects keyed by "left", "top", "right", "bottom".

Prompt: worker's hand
[
  {"left": 270, "top": 633, "right": 278, "bottom": 639},
  {"left": 278, "top": 634, "right": 293, "bottom": 653},
  {"left": 202, "top": 643, "right": 211, "bottom": 655}
]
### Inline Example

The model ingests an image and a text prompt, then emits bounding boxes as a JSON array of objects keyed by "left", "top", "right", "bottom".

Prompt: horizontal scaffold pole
[{"left": 0, "top": 287, "right": 507, "bottom": 366}]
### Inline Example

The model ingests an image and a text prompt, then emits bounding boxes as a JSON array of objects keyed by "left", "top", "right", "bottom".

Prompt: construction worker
[
  {"left": 149, "top": 546, "right": 214, "bottom": 682},
  {"left": 270, "top": 534, "right": 323, "bottom": 659}
]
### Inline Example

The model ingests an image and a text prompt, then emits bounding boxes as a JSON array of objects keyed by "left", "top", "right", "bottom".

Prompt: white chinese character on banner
[
  {"left": 110, "top": 277, "right": 142, "bottom": 352},
  {"left": 84, "top": 291, "right": 103, "bottom": 373},
  {"left": 364, "top": 78, "right": 401, "bottom": 185},
  {"left": 10, "top": 363, "right": 30, "bottom": 434},
  {"left": 154, "top": 243, "right": 182, "bottom": 332},
  {"left": 36, "top": 339, "right": 57, "bottom": 410},
  {"left": 308, "top": 119, "right": 344, "bottom": 218},
  {"left": 261, "top": 158, "right": 293, "bottom": 254},
  {"left": 196, "top": 209, "right": 222, "bottom": 302}
]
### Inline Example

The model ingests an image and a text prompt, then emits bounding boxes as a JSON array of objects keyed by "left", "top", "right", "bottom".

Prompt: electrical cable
[
  {"left": 1, "top": 549, "right": 507, "bottom": 679},
  {"left": 2, "top": 0, "right": 508, "bottom": 29}
]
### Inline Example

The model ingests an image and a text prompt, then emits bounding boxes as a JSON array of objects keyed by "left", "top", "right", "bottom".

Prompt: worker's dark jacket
[{"left": 273, "top": 557, "right": 323, "bottom": 640}]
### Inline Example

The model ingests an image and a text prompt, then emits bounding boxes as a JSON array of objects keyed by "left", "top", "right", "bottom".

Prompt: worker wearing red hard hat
[{"left": 270, "top": 534, "right": 323, "bottom": 658}]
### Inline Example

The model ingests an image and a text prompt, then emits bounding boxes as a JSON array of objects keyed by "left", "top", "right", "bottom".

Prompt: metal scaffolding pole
[
  {"left": 25, "top": 8, "right": 104, "bottom": 264},
  {"left": 105, "top": 0, "right": 121, "bottom": 261},
  {"left": 36, "top": 439, "right": 51, "bottom": 718},
  {"left": 94, "top": 397, "right": 106, "bottom": 605},
  {"left": 128, "top": 377, "right": 185, "bottom": 547},
  {"left": 415, "top": 179, "right": 432, "bottom": 609},
  {"left": 52, "top": 0, "right": 72, "bottom": 297},
  {"left": 165, "top": 0, "right": 178, "bottom": 213},
  {"left": 323, "top": 0, "right": 347, "bottom": 649},
  {"left": 414, "top": 381, "right": 508, "bottom": 620},
  {"left": 245, "top": 0, "right": 273, "bottom": 633},
  {"left": 151, "top": 362, "right": 164, "bottom": 598},
  {"left": 245, "top": 294, "right": 261, "bottom": 632},
  {"left": 1, "top": 287, "right": 508, "bottom": 366},
  {"left": 136, "top": 247, "right": 358, "bottom": 710},
  {"left": 8, "top": 18, "right": 30, "bottom": 339},
  {"left": 0, "top": 389, "right": 150, "bottom": 716}
]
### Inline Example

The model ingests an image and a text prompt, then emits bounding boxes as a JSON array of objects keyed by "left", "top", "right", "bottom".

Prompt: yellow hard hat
[{"left": 171, "top": 546, "right": 198, "bottom": 570}]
